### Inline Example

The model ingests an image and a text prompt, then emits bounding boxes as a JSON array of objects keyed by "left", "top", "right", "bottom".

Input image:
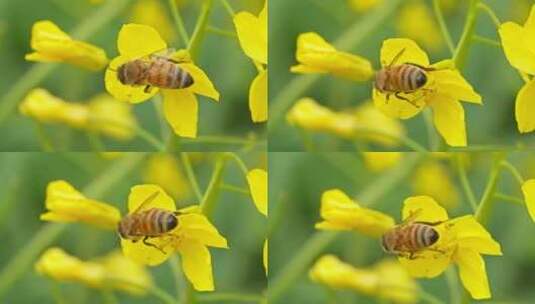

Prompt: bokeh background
[
  {"left": 0, "top": 152, "right": 267, "bottom": 303},
  {"left": 269, "top": 0, "right": 535, "bottom": 151},
  {"left": 269, "top": 152, "right": 535, "bottom": 303},
  {"left": 0, "top": 0, "right": 265, "bottom": 151}
]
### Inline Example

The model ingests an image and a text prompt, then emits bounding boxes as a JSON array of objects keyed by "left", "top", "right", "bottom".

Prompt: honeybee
[
  {"left": 118, "top": 191, "right": 180, "bottom": 253},
  {"left": 116, "top": 49, "right": 194, "bottom": 93},
  {"left": 374, "top": 48, "right": 435, "bottom": 107},
  {"left": 381, "top": 210, "right": 444, "bottom": 259}
]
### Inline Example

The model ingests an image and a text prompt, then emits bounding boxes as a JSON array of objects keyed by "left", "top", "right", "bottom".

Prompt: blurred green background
[
  {"left": 269, "top": 152, "right": 535, "bottom": 303},
  {"left": 269, "top": 0, "right": 535, "bottom": 151},
  {"left": 0, "top": 152, "right": 267, "bottom": 303},
  {"left": 0, "top": 0, "right": 265, "bottom": 151}
]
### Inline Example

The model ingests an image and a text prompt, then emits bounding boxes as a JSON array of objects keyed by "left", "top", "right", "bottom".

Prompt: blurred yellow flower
[
  {"left": 105, "top": 24, "right": 219, "bottom": 138},
  {"left": 36, "top": 248, "right": 152, "bottom": 295},
  {"left": 246, "top": 169, "right": 268, "bottom": 216},
  {"left": 287, "top": 98, "right": 406, "bottom": 147},
  {"left": 397, "top": 196, "right": 502, "bottom": 299},
  {"left": 121, "top": 185, "right": 228, "bottom": 291},
  {"left": 499, "top": 5, "right": 535, "bottom": 133},
  {"left": 348, "top": 0, "right": 383, "bottom": 13},
  {"left": 234, "top": 1, "right": 268, "bottom": 123},
  {"left": 315, "top": 189, "right": 395, "bottom": 237},
  {"left": 310, "top": 255, "right": 418, "bottom": 304},
  {"left": 25, "top": 20, "right": 108, "bottom": 71},
  {"left": 263, "top": 239, "right": 268, "bottom": 275},
  {"left": 373, "top": 39, "right": 481, "bottom": 146},
  {"left": 20, "top": 89, "right": 136, "bottom": 140},
  {"left": 362, "top": 152, "right": 403, "bottom": 172},
  {"left": 520, "top": 179, "right": 535, "bottom": 221},
  {"left": 143, "top": 154, "right": 191, "bottom": 201},
  {"left": 411, "top": 161, "right": 459, "bottom": 209},
  {"left": 130, "top": 0, "right": 174, "bottom": 42},
  {"left": 291, "top": 32, "right": 374, "bottom": 81},
  {"left": 40, "top": 180, "right": 121, "bottom": 230},
  {"left": 395, "top": 1, "right": 443, "bottom": 52}
]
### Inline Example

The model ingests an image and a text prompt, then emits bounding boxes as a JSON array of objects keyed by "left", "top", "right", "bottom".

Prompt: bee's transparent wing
[
  {"left": 149, "top": 48, "right": 191, "bottom": 64},
  {"left": 131, "top": 191, "right": 160, "bottom": 214},
  {"left": 386, "top": 47, "right": 406, "bottom": 67}
]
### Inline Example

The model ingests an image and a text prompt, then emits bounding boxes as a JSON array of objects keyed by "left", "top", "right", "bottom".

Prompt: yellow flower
[
  {"left": 19, "top": 89, "right": 136, "bottom": 140},
  {"left": 310, "top": 255, "right": 417, "bottom": 304},
  {"left": 25, "top": 20, "right": 108, "bottom": 71},
  {"left": 348, "top": 0, "right": 383, "bottom": 13},
  {"left": 362, "top": 152, "right": 403, "bottom": 172},
  {"left": 105, "top": 24, "right": 219, "bottom": 138},
  {"left": 291, "top": 32, "right": 374, "bottom": 81},
  {"left": 373, "top": 38, "right": 481, "bottom": 146},
  {"left": 36, "top": 248, "right": 152, "bottom": 295},
  {"left": 143, "top": 154, "right": 191, "bottom": 201},
  {"left": 246, "top": 169, "right": 268, "bottom": 216},
  {"left": 130, "top": 0, "right": 174, "bottom": 42},
  {"left": 520, "top": 179, "right": 535, "bottom": 221},
  {"left": 40, "top": 180, "right": 121, "bottom": 230},
  {"left": 121, "top": 185, "right": 228, "bottom": 291},
  {"left": 263, "top": 239, "right": 268, "bottom": 276},
  {"left": 411, "top": 161, "right": 459, "bottom": 209},
  {"left": 395, "top": 1, "right": 443, "bottom": 52},
  {"left": 234, "top": 1, "right": 268, "bottom": 123},
  {"left": 287, "top": 98, "right": 406, "bottom": 147},
  {"left": 315, "top": 189, "right": 395, "bottom": 237},
  {"left": 397, "top": 196, "right": 502, "bottom": 299},
  {"left": 499, "top": 5, "right": 535, "bottom": 133}
]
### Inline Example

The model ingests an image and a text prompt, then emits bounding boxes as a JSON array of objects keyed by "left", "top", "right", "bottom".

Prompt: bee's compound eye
[
  {"left": 415, "top": 72, "right": 427, "bottom": 87},
  {"left": 428, "top": 229, "right": 439, "bottom": 245},
  {"left": 166, "top": 215, "right": 178, "bottom": 230}
]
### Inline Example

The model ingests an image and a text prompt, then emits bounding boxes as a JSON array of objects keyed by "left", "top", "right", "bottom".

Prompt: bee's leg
[
  {"left": 142, "top": 236, "right": 166, "bottom": 254},
  {"left": 385, "top": 93, "right": 391, "bottom": 104},
  {"left": 144, "top": 85, "right": 153, "bottom": 94},
  {"left": 394, "top": 92, "right": 420, "bottom": 108}
]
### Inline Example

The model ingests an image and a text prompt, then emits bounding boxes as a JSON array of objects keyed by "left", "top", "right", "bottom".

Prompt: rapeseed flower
[
  {"left": 395, "top": 1, "right": 443, "bottom": 52},
  {"left": 411, "top": 161, "right": 459, "bottom": 209},
  {"left": 20, "top": 89, "right": 136, "bottom": 140},
  {"left": 246, "top": 168, "right": 268, "bottom": 216},
  {"left": 348, "top": 0, "right": 382, "bottom": 13},
  {"left": 287, "top": 98, "right": 405, "bottom": 147},
  {"left": 36, "top": 248, "right": 152, "bottom": 295},
  {"left": 362, "top": 152, "right": 403, "bottom": 172},
  {"left": 143, "top": 154, "right": 191, "bottom": 201},
  {"left": 373, "top": 39, "right": 481, "bottom": 146},
  {"left": 25, "top": 20, "right": 108, "bottom": 71},
  {"left": 105, "top": 24, "right": 219, "bottom": 138},
  {"left": 291, "top": 32, "right": 373, "bottom": 81},
  {"left": 499, "top": 4, "right": 535, "bottom": 133},
  {"left": 130, "top": 0, "right": 174, "bottom": 42},
  {"left": 310, "top": 255, "right": 418, "bottom": 304},
  {"left": 234, "top": 1, "right": 268, "bottom": 122}
]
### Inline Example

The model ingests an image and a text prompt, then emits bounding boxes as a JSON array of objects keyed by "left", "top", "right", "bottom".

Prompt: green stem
[
  {"left": 206, "top": 26, "right": 237, "bottom": 38},
  {"left": 168, "top": 255, "right": 184, "bottom": 301},
  {"left": 219, "top": 0, "right": 235, "bottom": 17},
  {"left": 35, "top": 122, "right": 55, "bottom": 152},
  {"left": 197, "top": 293, "right": 264, "bottom": 302},
  {"left": 200, "top": 156, "right": 227, "bottom": 217},
  {"left": 168, "top": 0, "right": 190, "bottom": 46},
  {"left": 475, "top": 153, "right": 505, "bottom": 224},
  {"left": 500, "top": 160, "right": 524, "bottom": 185},
  {"left": 423, "top": 108, "right": 440, "bottom": 151},
  {"left": 432, "top": 0, "right": 455, "bottom": 55},
  {"left": 268, "top": 154, "right": 424, "bottom": 302},
  {"left": 352, "top": 129, "right": 428, "bottom": 152},
  {"left": 445, "top": 266, "right": 460, "bottom": 304},
  {"left": 268, "top": 0, "right": 404, "bottom": 131},
  {"left": 223, "top": 152, "right": 249, "bottom": 176},
  {"left": 134, "top": 125, "right": 166, "bottom": 151},
  {"left": 0, "top": 0, "right": 132, "bottom": 126},
  {"left": 180, "top": 152, "right": 203, "bottom": 202},
  {"left": 419, "top": 289, "right": 445, "bottom": 304},
  {"left": 494, "top": 193, "right": 524, "bottom": 205},
  {"left": 220, "top": 184, "right": 250, "bottom": 195},
  {"left": 455, "top": 154, "right": 478, "bottom": 211},
  {"left": 107, "top": 279, "right": 177, "bottom": 304},
  {"left": 87, "top": 131, "right": 106, "bottom": 153},
  {"left": 477, "top": 2, "right": 501, "bottom": 28},
  {"left": 453, "top": 0, "right": 480, "bottom": 69},
  {"left": 188, "top": 0, "right": 214, "bottom": 60},
  {"left": 180, "top": 135, "right": 264, "bottom": 146},
  {"left": 472, "top": 35, "right": 501, "bottom": 48}
]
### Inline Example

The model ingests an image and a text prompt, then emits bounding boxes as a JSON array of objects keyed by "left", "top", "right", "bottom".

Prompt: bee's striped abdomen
[
  {"left": 406, "top": 223, "right": 439, "bottom": 250},
  {"left": 146, "top": 59, "right": 194, "bottom": 90},
  {"left": 118, "top": 208, "right": 178, "bottom": 240},
  {"left": 388, "top": 64, "right": 427, "bottom": 93}
]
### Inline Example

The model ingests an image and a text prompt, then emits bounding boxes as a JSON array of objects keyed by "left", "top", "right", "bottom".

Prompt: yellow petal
[
  {"left": 30, "top": 20, "right": 70, "bottom": 50},
  {"left": 362, "top": 152, "right": 403, "bottom": 172},
  {"left": 521, "top": 179, "right": 535, "bottom": 221},
  {"left": 402, "top": 195, "right": 449, "bottom": 223},
  {"left": 121, "top": 236, "right": 173, "bottom": 266},
  {"left": 410, "top": 161, "right": 459, "bottom": 209},
  {"left": 25, "top": 52, "right": 63, "bottom": 63},
  {"left": 117, "top": 23, "right": 167, "bottom": 57},
  {"left": 233, "top": 5, "right": 267, "bottom": 64},
  {"left": 129, "top": 0, "right": 175, "bottom": 42},
  {"left": 454, "top": 249, "right": 491, "bottom": 300},
  {"left": 246, "top": 169, "right": 268, "bottom": 216},
  {"left": 433, "top": 69, "right": 482, "bottom": 104},
  {"left": 372, "top": 88, "right": 425, "bottom": 120},
  {"left": 380, "top": 38, "right": 429, "bottom": 67},
  {"left": 449, "top": 215, "right": 502, "bottom": 255},
  {"left": 515, "top": 79, "right": 535, "bottom": 133},
  {"left": 289, "top": 64, "right": 328, "bottom": 74},
  {"left": 429, "top": 97, "right": 467, "bottom": 147},
  {"left": 498, "top": 22, "right": 535, "bottom": 75},
  {"left": 88, "top": 94, "right": 136, "bottom": 140},
  {"left": 99, "top": 251, "right": 153, "bottom": 295},
  {"left": 143, "top": 154, "right": 191, "bottom": 201},
  {"left": 177, "top": 213, "right": 228, "bottom": 248},
  {"left": 263, "top": 240, "right": 268, "bottom": 276},
  {"left": 127, "top": 184, "right": 176, "bottom": 213},
  {"left": 162, "top": 89, "right": 198, "bottom": 138},
  {"left": 398, "top": 249, "right": 452, "bottom": 278},
  {"left": 105, "top": 56, "right": 159, "bottom": 103},
  {"left": 177, "top": 240, "right": 214, "bottom": 291},
  {"left": 179, "top": 63, "right": 220, "bottom": 101},
  {"left": 395, "top": 2, "right": 443, "bottom": 52},
  {"left": 353, "top": 102, "right": 407, "bottom": 147},
  {"left": 249, "top": 69, "right": 268, "bottom": 123}
]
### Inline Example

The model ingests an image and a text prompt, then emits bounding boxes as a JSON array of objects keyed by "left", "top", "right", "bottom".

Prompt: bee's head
[
  {"left": 425, "top": 227, "right": 440, "bottom": 246},
  {"left": 166, "top": 215, "right": 178, "bottom": 231},
  {"left": 415, "top": 71, "right": 427, "bottom": 88}
]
